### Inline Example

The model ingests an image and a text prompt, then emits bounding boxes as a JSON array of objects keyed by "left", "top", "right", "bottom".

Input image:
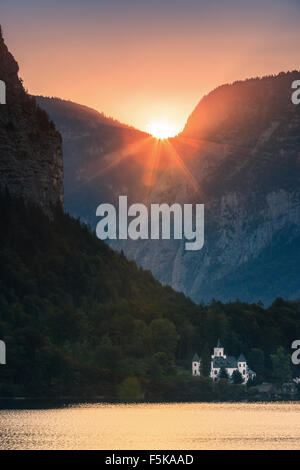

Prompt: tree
[
  {"left": 149, "top": 319, "right": 179, "bottom": 354},
  {"left": 247, "top": 375, "right": 258, "bottom": 387},
  {"left": 118, "top": 377, "right": 143, "bottom": 402},
  {"left": 270, "top": 347, "right": 292, "bottom": 384},
  {"left": 218, "top": 367, "right": 229, "bottom": 380},
  {"left": 151, "top": 351, "right": 173, "bottom": 376},
  {"left": 200, "top": 343, "right": 211, "bottom": 377},
  {"left": 231, "top": 370, "right": 244, "bottom": 384},
  {"left": 248, "top": 348, "right": 265, "bottom": 380}
]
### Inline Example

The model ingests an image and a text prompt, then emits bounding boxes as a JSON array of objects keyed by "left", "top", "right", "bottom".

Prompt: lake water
[{"left": 0, "top": 402, "right": 300, "bottom": 450}]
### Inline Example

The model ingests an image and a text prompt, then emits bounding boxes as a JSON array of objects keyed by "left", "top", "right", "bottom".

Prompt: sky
[{"left": 1, "top": 0, "right": 300, "bottom": 134}]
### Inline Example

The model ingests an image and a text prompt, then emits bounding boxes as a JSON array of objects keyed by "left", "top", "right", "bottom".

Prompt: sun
[{"left": 147, "top": 120, "right": 178, "bottom": 139}]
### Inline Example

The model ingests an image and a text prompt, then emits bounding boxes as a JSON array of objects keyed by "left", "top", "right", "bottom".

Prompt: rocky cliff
[
  {"left": 0, "top": 26, "right": 63, "bottom": 210},
  {"left": 117, "top": 72, "right": 300, "bottom": 305},
  {"left": 38, "top": 71, "right": 300, "bottom": 305}
]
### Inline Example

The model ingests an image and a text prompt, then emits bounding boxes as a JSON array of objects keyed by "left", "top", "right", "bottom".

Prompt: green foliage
[
  {"left": 0, "top": 193, "right": 199, "bottom": 398},
  {"left": 248, "top": 348, "right": 265, "bottom": 381},
  {"left": 0, "top": 193, "right": 299, "bottom": 400},
  {"left": 231, "top": 370, "right": 244, "bottom": 385},
  {"left": 200, "top": 343, "right": 211, "bottom": 377},
  {"left": 270, "top": 347, "right": 292, "bottom": 385},
  {"left": 246, "top": 376, "right": 258, "bottom": 388},
  {"left": 118, "top": 377, "right": 142, "bottom": 402},
  {"left": 149, "top": 319, "right": 178, "bottom": 354},
  {"left": 218, "top": 367, "right": 229, "bottom": 381}
]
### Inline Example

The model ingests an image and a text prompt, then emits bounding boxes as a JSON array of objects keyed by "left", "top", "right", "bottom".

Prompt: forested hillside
[{"left": 0, "top": 192, "right": 299, "bottom": 400}]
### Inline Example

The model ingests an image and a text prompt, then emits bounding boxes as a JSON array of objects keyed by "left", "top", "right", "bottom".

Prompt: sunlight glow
[{"left": 147, "top": 120, "right": 178, "bottom": 139}]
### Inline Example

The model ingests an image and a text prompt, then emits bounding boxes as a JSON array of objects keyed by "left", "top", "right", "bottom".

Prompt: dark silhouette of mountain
[
  {"left": 36, "top": 96, "right": 134, "bottom": 130},
  {"left": 37, "top": 71, "right": 300, "bottom": 305},
  {"left": 36, "top": 96, "right": 150, "bottom": 222}
]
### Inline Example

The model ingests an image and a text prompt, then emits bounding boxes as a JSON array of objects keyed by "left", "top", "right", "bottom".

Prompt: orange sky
[{"left": 2, "top": 0, "right": 300, "bottom": 134}]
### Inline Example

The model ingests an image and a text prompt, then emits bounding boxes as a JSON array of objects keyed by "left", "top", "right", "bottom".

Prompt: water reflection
[{"left": 0, "top": 402, "right": 300, "bottom": 450}]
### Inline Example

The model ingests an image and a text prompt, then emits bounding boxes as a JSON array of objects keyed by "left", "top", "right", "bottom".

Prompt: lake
[{"left": 0, "top": 402, "right": 300, "bottom": 450}]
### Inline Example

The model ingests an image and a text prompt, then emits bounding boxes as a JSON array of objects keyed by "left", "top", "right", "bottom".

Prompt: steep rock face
[
  {"left": 118, "top": 72, "right": 300, "bottom": 304},
  {"left": 117, "top": 72, "right": 300, "bottom": 304},
  {"left": 0, "top": 27, "right": 63, "bottom": 210}
]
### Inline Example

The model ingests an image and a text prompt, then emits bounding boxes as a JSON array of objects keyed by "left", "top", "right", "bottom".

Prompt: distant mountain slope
[
  {"left": 0, "top": 27, "right": 63, "bottom": 211},
  {"left": 38, "top": 71, "right": 300, "bottom": 305},
  {"left": 36, "top": 96, "right": 150, "bottom": 223},
  {"left": 36, "top": 96, "right": 132, "bottom": 130},
  {"left": 128, "top": 71, "right": 300, "bottom": 305},
  {"left": 183, "top": 72, "right": 300, "bottom": 146}
]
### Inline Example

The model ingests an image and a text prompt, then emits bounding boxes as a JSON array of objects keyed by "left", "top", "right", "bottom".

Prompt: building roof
[
  {"left": 192, "top": 353, "right": 200, "bottom": 362},
  {"left": 238, "top": 353, "right": 246, "bottom": 362},
  {"left": 217, "top": 338, "right": 222, "bottom": 348},
  {"left": 212, "top": 356, "right": 237, "bottom": 368},
  {"left": 227, "top": 356, "right": 238, "bottom": 367}
]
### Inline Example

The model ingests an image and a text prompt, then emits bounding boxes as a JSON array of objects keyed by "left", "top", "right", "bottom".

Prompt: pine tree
[
  {"left": 200, "top": 343, "right": 211, "bottom": 377},
  {"left": 218, "top": 367, "right": 229, "bottom": 381},
  {"left": 232, "top": 370, "right": 244, "bottom": 384},
  {"left": 270, "top": 347, "right": 292, "bottom": 384}
]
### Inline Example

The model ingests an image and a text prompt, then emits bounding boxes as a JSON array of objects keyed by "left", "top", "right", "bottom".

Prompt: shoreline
[{"left": 0, "top": 396, "right": 299, "bottom": 409}]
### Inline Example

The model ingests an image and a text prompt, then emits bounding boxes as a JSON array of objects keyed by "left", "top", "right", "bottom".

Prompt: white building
[
  {"left": 192, "top": 353, "right": 201, "bottom": 376},
  {"left": 192, "top": 339, "right": 256, "bottom": 384}
]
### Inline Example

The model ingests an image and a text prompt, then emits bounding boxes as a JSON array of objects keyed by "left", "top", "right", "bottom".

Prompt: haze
[{"left": 2, "top": 0, "right": 300, "bottom": 133}]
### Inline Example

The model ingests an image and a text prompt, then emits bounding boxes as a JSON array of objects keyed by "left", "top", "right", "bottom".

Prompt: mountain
[
  {"left": 1, "top": 28, "right": 300, "bottom": 400},
  {"left": 0, "top": 27, "right": 63, "bottom": 211},
  {"left": 0, "top": 25, "right": 198, "bottom": 399},
  {"left": 2, "top": 192, "right": 300, "bottom": 399},
  {"left": 0, "top": 26, "right": 195, "bottom": 398},
  {"left": 36, "top": 96, "right": 149, "bottom": 222},
  {"left": 124, "top": 71, "right": 300, "bottom": 306},
  {"left": 36, "top": 96, "right": 133, "bottom": 130},
  {"left": 38, "top": 71, "right": 300, "bottom": 305}
]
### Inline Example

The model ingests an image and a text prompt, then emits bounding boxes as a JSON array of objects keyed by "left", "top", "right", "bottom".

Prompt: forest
[{"left": 0, "top": 191, "right": 299, "bottom": 401}]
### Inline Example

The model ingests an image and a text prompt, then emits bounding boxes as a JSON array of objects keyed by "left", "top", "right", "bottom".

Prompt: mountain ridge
[
  {"left": 36, "top": 96, "right": 138, "bottom": 131},
  {"left": 182, "top": 70, "right": 300, "bottom": 143},
  {"left": 36, "top": 70, "right": 300, "bottom": 305}
]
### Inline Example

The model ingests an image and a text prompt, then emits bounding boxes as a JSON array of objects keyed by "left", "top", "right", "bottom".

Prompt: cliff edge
[{"left": 0, "top": 26, "right": 63, "bottom": 210}]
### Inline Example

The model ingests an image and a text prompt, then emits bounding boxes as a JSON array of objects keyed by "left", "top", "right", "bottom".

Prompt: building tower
[
  {"left": 212, "top": 338, "right": 226, "bottom": 359},
  {"left": 237, "top": 353, "right": 247, "bottom": 379},
  {"left": 192, "top": 353, "right": 200, "bottom": 376}
]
